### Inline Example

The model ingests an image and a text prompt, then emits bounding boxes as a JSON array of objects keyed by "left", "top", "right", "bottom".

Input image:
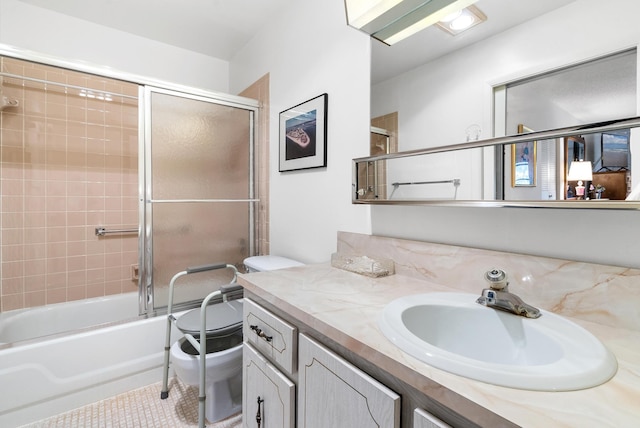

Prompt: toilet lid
[
  {"left": 176, "top": 299, "right": 243, "bottom": 337},
  {"left": 244, "top": 255, "right": 303, "bottom": 271}
]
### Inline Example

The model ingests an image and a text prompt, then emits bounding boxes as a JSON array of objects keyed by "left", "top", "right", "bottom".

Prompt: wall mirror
[{"left": 365, "top": 1, "right": 639, "bottom": 209}]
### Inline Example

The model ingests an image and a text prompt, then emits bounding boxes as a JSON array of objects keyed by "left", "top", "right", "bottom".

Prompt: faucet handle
[{"left": 484, "top": 268, "right": 509, "bottom": 290}]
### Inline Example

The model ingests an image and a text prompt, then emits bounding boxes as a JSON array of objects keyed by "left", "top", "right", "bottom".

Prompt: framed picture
[
  {"left": 512, "top": 124, "right": 537, "bottom": 187},
  {"left": 601, "top": 131, "right": 629, "bottom": 169},
  {"left": 279, "top": 93, "right": 328, "bottom": 172}
]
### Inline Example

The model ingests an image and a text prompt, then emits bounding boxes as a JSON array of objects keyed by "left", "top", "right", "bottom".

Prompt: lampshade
[
  {"left": 344, "top": 0, "right": 478, "bottom": 45},
  {"left": 567, "top": 160, "right": 593, "bottom": 181}
]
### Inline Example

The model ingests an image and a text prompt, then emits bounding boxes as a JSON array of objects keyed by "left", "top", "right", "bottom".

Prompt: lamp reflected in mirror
[{"left": 567, "top": 161, "right": 593, "bottom": 200}]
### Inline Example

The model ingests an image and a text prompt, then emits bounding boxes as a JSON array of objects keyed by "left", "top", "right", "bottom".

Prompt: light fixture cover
[
  {"left": 567, "top": 160, "right": 593, "bottom": 181},
  {"left": 344, "top": 0, "right": 478, "bottom": 45},
  {"left": 436, "top": 4, "right": 486, "bottom": 35}
]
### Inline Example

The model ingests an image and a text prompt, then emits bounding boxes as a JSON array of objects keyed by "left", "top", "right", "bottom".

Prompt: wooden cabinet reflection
[{"left": 592, "top": 171, "right": 629, "bottom": 200}]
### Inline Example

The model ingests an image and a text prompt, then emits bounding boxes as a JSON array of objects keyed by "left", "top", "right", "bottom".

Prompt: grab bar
[
  {"left": 95, "top": 227, "right": 138, "bottom": 236},
  {"left": 392, "top": 179, "right": 461, "bottom": 188},
  {"left": 160, "top": 263, "right": 240, "bottom": 428}
]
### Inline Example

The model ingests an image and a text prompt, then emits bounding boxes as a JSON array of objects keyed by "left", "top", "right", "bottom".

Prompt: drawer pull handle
[
  {"left": 250, "top": 325, "right": 273, "bottom": 342},
  {"left": 256, "top": 396, "right": 264, "bottom": 427}
]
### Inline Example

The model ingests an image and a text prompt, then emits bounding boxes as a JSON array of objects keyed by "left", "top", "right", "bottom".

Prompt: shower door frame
[
  {"left": 138, "top": 86, "right": 260, "bottom": 316},
  {"left": 0, "top": 44, "right": 261, "bottom": 317}
]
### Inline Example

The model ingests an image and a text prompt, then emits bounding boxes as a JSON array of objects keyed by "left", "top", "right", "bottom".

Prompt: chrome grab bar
[{"left": 95, "top": 227, "right": 138, "bottom": 236}]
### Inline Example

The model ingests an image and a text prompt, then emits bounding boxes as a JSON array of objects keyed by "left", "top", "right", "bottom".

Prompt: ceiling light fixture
[
  {"left": 344, "top": 0, "right": 479, "bottom": 45},
  {"left": 439, "top": 10, "right": 462, "bottom": 22},
  {"left": 436, "top": 5, "right": 486, "bottom": 35}
]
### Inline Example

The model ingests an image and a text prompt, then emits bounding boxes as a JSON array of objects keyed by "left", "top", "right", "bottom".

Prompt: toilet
[
  {"left": 169, "top": 255, "right": 302, "bottom": 423},
  {"left": 170, "top": 299, "right": 243, "bottom": 423}
]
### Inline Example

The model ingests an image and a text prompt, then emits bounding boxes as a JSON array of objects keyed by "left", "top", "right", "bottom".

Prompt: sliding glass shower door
[{"left": 140, "top": 87, "right": 257, "bottom": 314}]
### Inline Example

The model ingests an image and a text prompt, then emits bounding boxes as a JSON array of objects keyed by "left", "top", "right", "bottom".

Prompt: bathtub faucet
[{"left": 476, "top": 269, "right": 541, "bottom": 319}]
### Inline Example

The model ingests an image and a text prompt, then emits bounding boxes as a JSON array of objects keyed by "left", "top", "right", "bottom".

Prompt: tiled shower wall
[{"left": 0, "top": 57, "right": 139, "bottom": 312}]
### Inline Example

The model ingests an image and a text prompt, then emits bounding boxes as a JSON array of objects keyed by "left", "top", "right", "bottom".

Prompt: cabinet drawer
[
  {"left": 243, "top": 343, "right": 295, "bottom": 428},
  {"left": 298, "top": 333, "right": 401, "bottom": 428},
  {"left": 243, "top": 298, "right": 297, "bottom": 375}
]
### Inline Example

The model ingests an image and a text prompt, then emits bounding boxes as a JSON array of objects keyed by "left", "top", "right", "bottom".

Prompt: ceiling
[
  {"left": 17, "top": 0, "right": 294, "bottom": 61},
  {"left": 18, "top": 0, "right": 575, "bottom": 84}
]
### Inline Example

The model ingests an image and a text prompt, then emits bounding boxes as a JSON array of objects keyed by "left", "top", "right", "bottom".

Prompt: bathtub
[
  {"left": 0, "top": 293, "right": 141, "bottom": 344},
  {"left": 0, "top": 292, "right": 182, "bottom": 427}
]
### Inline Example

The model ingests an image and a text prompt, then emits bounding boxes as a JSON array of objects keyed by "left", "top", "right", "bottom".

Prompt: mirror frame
[{"left": 353, "top": 116, "right": 640, "bottom": 209}]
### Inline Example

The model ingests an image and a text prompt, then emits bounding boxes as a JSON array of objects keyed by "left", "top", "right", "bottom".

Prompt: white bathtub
[
  {"left": 0, "top": 293, "right": 181, "bottom": 427},
  {"left": 0, "top": 293, "right": 141, "bottom": 344}
]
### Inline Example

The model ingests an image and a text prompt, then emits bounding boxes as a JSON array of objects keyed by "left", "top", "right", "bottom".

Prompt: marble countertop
[{"left": 238, "top": 263, "right": 640, "bottom": 428}]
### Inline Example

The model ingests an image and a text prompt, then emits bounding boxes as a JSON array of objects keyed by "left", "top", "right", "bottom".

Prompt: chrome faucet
[{"left": 476, "top": 269, "right": 541, "bottom": 319}]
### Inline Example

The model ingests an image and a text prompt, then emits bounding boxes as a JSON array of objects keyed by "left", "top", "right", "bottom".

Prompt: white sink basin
[{"left": 379, "top": 292, "right": 617, "bottom": 391}]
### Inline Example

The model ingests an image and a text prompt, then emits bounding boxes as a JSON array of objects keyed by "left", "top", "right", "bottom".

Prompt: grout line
[{"left": 18, "top": 378, "right": 242, "bottom": 428}]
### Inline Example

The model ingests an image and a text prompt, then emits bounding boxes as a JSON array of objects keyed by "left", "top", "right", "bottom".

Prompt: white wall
[
  {"left": 0, "top": 0, "right": 229, "bottom": 92},
  {"left": 371, "top": 0, "right": 640, "bottom": 268},
  {"left": 230, "top": 0, "right": 372, "bottom": 263}
]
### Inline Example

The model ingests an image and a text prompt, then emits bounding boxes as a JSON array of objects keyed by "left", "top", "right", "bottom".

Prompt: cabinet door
[
  {"left": 298, "top": 333, "right": 400, "bottom": 428},
  {"left": 414, "top": 408, "right": 451, "bottom": 428},
  {"left": 243, "top": 343, "right": 295, "bottom": 428}
]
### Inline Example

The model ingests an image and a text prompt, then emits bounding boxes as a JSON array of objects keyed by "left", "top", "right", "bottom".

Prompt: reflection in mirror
[
  {"left": 511, "top": 124, "right": 536, "bottom": 188},
  {"left": 365, "top": 113, "right": 399, "bottom": 200},
  {"left": 356, "top": 148, "right": 478, "bottom": 201},
  {"left": 502, "top": 127, "right": 632, "bottom": 203},
  {"left": 499, "top": 50, "right": 636, "bottom": 203},
  {"left": 565, "top": 136, "right": 585, "bottom": 199},
  {"left": 367, "top": 34, "right": 638, "bottom": 207},
  {"left": 353, "top": 118, "right": 640, "bottom": 207}
]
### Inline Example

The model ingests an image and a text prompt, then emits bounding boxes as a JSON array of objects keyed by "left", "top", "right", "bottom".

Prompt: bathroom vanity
[
  {"left": 242, "top": 297, "right": 404, "bottom": 428},
  {"left": 238, "top": 232, "right": 640, "bottom": 427}
]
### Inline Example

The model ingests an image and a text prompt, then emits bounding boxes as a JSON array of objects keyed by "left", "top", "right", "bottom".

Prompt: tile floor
[{"left": 19, "top": 378, "right": 242, "bottom": 428}]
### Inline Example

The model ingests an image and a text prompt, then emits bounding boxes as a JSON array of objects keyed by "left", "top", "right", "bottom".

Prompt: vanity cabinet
[
  {"left": 243, "top": 298, "right": 402, "bottom": 428},
  {"left": 298, "top": 333, "right": 401, "bottom": 427}
]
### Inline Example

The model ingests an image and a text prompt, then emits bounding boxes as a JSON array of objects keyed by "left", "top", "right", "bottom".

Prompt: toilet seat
[
  {"left": 177, "top": 331, "right": 243, "bottom": 356},
  {"left": 176, "top": 299, "right": 243, "bottom": 338}
]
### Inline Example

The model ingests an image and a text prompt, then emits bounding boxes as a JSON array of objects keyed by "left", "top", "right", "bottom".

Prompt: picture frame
[
  {"left": 279, "top": 93, "right": 328, "bottom": 172},
  {"left": 601, "top": 131, "right": 629, "bottom": 169},
  {"left": 512, "top": 124, "right": 537, "bottom": 187}
]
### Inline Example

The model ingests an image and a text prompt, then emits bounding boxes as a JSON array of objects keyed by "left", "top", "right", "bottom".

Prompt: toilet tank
[{"left": 243, "top": 255, "right": 304, "bottom": 272}]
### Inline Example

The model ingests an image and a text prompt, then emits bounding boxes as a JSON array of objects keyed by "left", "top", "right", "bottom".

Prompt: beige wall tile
[
  {"left": 25, "top": 291, "right": 46, "bottom": 307},
  {"left": 24, "top": 275, "right": 46, "bottom": 292},
  {"left": 1, "top": 244, "right": 24, "bottom": 262},
  {"left": 1, "top": 57, "right": 139, "bottom": 311},
  {"left": 2, "top": 294, "right": 23, "bottom": 311}
]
